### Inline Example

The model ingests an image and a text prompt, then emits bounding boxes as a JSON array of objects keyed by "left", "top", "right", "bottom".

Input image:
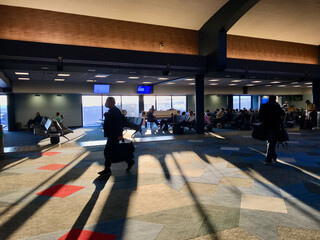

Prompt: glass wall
[
  {"left": 0, "top": 95, "right": 8, "bottom": 130},
  {"left": 172, "top": 96, "right": 187, "bottom": 113},
  {"left": 122, "top": 96, "right": 139, "bottom": 117},
  {"left": 156, "top": 96, "right": 171, "bottom": 110},
  {"left": 144, "top": 96, "right": 155, "bottom": 111},
  {"left": 82, "top": 96, "right": 102, "bottom": 126},
  {"left": 233, "top": 95, "right": 252, "bottom": 110}
]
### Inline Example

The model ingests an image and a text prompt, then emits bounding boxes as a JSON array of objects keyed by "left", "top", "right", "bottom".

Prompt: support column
[
  {"left": 195, "top": 74, "right": 204, "bottom": 134},
  {"left": 312, "top": 79, "right": 320, "bottom": 109},
  {"left": 7, "top": 93, "right": 15, "bottom": 131},
  {"left": 138, "top": 95, "right": 144, "bottom": 116}
]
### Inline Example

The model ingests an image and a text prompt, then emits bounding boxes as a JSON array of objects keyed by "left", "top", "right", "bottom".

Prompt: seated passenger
[
  {"left": 54, "top": 112, "right": 62, "bottom": 123},
  {"left": 160, "top": 113, "right": 174, "bottom": 131},
  {"left": 212, "top": 108, "right": 226, "bottom": 128},
  {"left": 27, "top": 112, "right": 42, "bottom": 129},
  {"left": 177, "top": 111, "right": 195, "bottom": 128},
  {"left": 147, "top": 107, "right": 159, "bottom": 127}
]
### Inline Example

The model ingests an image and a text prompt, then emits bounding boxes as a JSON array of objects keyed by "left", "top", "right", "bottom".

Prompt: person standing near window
[{"left": 259, "top": 95, "right": 285, "bottom": 165}]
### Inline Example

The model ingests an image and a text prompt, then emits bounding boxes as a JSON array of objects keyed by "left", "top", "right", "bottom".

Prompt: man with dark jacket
[
  {"left": 259, "top": 95, "right": 285, "bottom": 165},
  {"left": 98, "top": 97, "right": 134, "bottom": 176}
]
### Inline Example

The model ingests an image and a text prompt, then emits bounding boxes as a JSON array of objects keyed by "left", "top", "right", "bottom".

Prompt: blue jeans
[{"left": 266, "top": 129, "right": 278, "bottom": 162}]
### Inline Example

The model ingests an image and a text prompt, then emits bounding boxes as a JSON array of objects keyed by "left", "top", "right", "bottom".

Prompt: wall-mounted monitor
[
  {"left": 94, "top": 84, "right": 110, "bottom": 94},
  {"left": 293, "top": 95, "right": 303, "bottom": 101},
  {"left": 261, "top": 98, "right": 268, "bottom": 104},
  {"left": 137, "top": 85, "right": 152, "bottom": 94}
]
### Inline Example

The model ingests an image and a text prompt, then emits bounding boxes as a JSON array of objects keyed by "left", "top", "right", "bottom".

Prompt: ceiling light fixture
[
  {"left": 142, "top": 81, "right": 152, "bottom": 84},
  {"left": 278, "top": 85, "right": 286, "bottom": 87},
  {"left": 167, "top": 82, "right": 175, "bottom": 85},
  {"left": 18, "top": 77, "right": 30, "bottom": 80},
  {"left": 185, "top": 78, "right": 194, "bottom": 81},
  {"left": 15, "top": 72, "right": 29, "bottom": 75},
  {"left": 58, "top": 73, "right": 70, "bottom": 77},
  {"left": 87, "top": 80, "right": 96, "bottom": 82},
  {"left": 231, "top": 80, "right": 242, "bottom": 83},
  {"left": 265, "top": 85, "right": 272, "bottom": 87},
  {"left": 252, "top": 81, "right": 262, "bottom": 83},
  {"left": 246, "top": 84, "right": 255, "bottom": 86},
  {"left": 209, "top": 83, "right": 218, "bottom": 86},
  {"left": 95, "top": 74, "right": 109, "bottom": 78},
  {"left": 41, "top": 67, "right": 49, "bottom": 70},
  {"left": 307, "top": 86, "right": 312, "bottom": 88},
  {"left": 116, "top": 81, "right": 126, "bottom": 83},
  {"left": 293, "top": 85, "right": 301, "bottom": 87},
  {"left": 189, "top": 83, "right": 195, "bottom": 85},
  {"left": 228, "top": 84, "right": 237, "bottom": 86},
  {"left": 291, "top": 82, "right": 299, "bottom": 84},
  {"left": 128, "top": 76, "right": 140, "bottom": 79},
  {"left": 304, "top": 82, "right": 312, "bottom": 85},
  {"left": 88, "top": 69, "right": 96, "bottom": 72},
  {"left": 54, "top": 79, "right": 65, "bottom": 81},
  {"left": 209, "top": 79, "right": 219, "bottom": 82},
  {"left": 270, "top": 81, "right": 280, "bottom": 84},
  {"left": 158, "top": 77, "right": 169, "bottom": 80}
]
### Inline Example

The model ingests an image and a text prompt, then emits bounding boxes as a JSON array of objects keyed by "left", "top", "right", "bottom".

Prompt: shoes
[
  {"left": 126, "top": 160, "right": 135, "bottom": 173},
  {"left": 98, "top": 169, "right": 112, "bottom": 176},
  {"left": 264, "top": 161, "right": 273, "bottom": 165}
]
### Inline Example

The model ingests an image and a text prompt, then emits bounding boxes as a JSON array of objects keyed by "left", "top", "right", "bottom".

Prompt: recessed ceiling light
[
  {"left": 307, "top": 86, "right": 312, "bottom": 88},
  {"left": 185, "top": 78, "right": 194, "bottom": 81},
  {"left": 128, "top": 76, "right": 140, "bottom": 79},
  {"left": 231, "top": 80, "right": 242, "bottom": 82},
  {"left": 293, "top": 85, "right": 301, "bottom": 87},
  {"left": 252, "top": 81, "right": 262, "bottom": 83},
  {"left": 142, "top": 81, "right": 152, "bottom": 84},
  {"left": 58, "top": 73, "right": 70, "bottom": 77},
  {"left": 15, "top": 72, "right": 29, "bottom": 75},
  {"left": 228, "top": 84, "right": 237, "bottom": 86},
  {"left": 270, "top": 81, "right": 280, "bottom": 84},
  {"left": 209, "top": 79, "right": 219, "bottom": 82},
  {"left": 291, "top": 82, "right": 299, "bottom": 84},
  {"left": 189, "top": 83, "right": 195, "bottom": 85},
  {"left": 88, "top": 69, "right": 96, "bottom": 72},
  {"left": 95, "top": 74, "right": 109, "bottom": 78},
  {"left": 278, "top": 85, "right": 286, "bottom": 87},
  {"left": 41, "top": 67, "right": 49, "bottom": 70},
  {"left": 209, "top": 83, "right": 218, "bottom": 86},
  {"left": 116, "top": 81, "right": 126, "bottom": 83},
  {"left": 265, "top": 85, "right": 272, "bottom": 87},
  {"left": 304, "top": 82, "right": 312, "bottom": 85},
  {"left": 246, "top": 84, "right": 255, "bottom": 86},
  {"left": 87, "top": 80, "right": 96, "bottom": 82},
  {"left": 167, "top": 82, "right": 175, "bottom": 85},
  {"left": 54, "top": 79, "right": 65, "bottom": 81},
  {"left": 158, "top": 77, "right": 169, "bottom": 80},
  {"left": 18, "top": 77, "right": 30, "bottom": 80}
]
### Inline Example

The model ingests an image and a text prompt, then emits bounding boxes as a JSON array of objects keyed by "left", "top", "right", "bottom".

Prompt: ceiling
[
  {"left": 0, "top": 0, "right": 319, "bottom": 45},
  {"left": 4, "top": 69, "right": 313, "bottom": 89},
  {"left": 228, "top": 0, "right": 320, "bottom": 45}
]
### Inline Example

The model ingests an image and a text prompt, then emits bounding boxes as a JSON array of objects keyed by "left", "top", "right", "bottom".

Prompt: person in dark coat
[
  {"left": 259, "top": 95, "right": 285, "bottom": 165},
  {"left": 98, "top": 97, "right": 135, "bottom": 176},
  {"left": 27, "top": 112, "right": 42, "bottom": 129}
]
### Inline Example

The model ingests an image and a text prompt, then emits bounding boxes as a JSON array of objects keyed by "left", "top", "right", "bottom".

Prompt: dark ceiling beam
[
  {"left": 199, "top": 0, "right": 260, "bottom": 71},
  {"left": 0, "top": 39, "right": 206, "bottom": 74}
]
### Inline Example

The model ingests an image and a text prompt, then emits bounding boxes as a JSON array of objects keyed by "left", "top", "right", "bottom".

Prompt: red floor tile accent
[
  {"left": 36, "top": 184, "right": 84, "bottom": 198},
  {"left": 58, "top": 229, "right": 117, "bottom": 240},
  {"left": 37, "top": 164, "right": 69, "bottom": 171},
  {"left": 39, "top": 152, "right": 61, "bottom": 156}
]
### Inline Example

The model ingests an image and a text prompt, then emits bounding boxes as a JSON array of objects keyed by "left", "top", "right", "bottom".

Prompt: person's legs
[
  {"left": 99, "top": 138, "right": 118, "bottom": 175},
  {"left": 310, "top": 111, "right": 317, "bottom": 127},
  {"left": 266, "top": 129, "right": 277, "bottom": 164}
]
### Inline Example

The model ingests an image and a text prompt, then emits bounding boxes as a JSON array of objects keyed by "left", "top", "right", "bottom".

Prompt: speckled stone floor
[{"left": 0, "top": 127, "right": 319, "bottom": 240}]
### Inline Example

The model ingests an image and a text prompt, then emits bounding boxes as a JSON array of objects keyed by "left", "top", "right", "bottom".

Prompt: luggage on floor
[
  {"left": 112, "top": 140, "right": 135, "bottom": 163},
  {"left": 50, "top": 134, "right": 60, "bottom": 144}
]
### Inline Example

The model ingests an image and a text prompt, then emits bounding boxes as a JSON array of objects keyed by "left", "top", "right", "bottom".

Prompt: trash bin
[{"left": 0, "top": 124, "right": 4, "bottom": 156}]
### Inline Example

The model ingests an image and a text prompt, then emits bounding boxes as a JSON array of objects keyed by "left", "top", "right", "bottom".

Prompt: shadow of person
[{"left": 64, "top": 175, "right": 110, "bottom": 240}]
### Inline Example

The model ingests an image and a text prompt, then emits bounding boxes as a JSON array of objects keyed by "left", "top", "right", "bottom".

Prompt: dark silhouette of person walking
[
  {"left": 98, "top": 97, "right": 134, "bottom": 176},
  {"left": 259, "top": 95, "right": 285, "bottom": 165}
]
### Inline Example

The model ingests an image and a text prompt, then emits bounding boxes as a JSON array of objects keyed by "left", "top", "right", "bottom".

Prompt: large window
[
  {"left": 172, "top": 96, "right": 186, "bottom": 113},
  {"left": 156, "top": 96, "right": 171, "bottom": 110},
  {"left": 233, "top": 95, "right": 252, "bottom": 110},
  {"left": 102, "top": 95, "right": 121, "bottom": 113},
  {"left": 0, "top": 95, "right": 8, "bottom": 130},
  {"left": 144, "top": 96, "right": 155, "bottom": 112},
  {"left": 82, "top": 96, "right": 102, "bottom": 126},
  {"left": 122, "top": 96, "right": 139, "bottom": 117}
]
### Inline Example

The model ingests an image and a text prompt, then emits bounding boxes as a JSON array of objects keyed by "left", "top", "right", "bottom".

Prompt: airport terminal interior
[{"left": 0, "top": 0, "right": 319, "bottom": 239}]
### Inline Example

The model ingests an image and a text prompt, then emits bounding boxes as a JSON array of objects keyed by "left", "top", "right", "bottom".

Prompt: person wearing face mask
[{"left": 98, "top": 97, "right": 135, "bottom": 176}]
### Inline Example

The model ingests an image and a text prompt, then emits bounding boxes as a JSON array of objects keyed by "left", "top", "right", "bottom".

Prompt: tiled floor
[{"left": 0, "top": 127, "right": 319, "bottom": 239}]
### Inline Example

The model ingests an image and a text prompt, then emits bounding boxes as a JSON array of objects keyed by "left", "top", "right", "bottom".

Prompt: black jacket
[
  {"left": 103, "top": 107, "right": 123, "bottom": 138},
  {"left": 259, "top": 101, "right": 285, "bottom": 129}
]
